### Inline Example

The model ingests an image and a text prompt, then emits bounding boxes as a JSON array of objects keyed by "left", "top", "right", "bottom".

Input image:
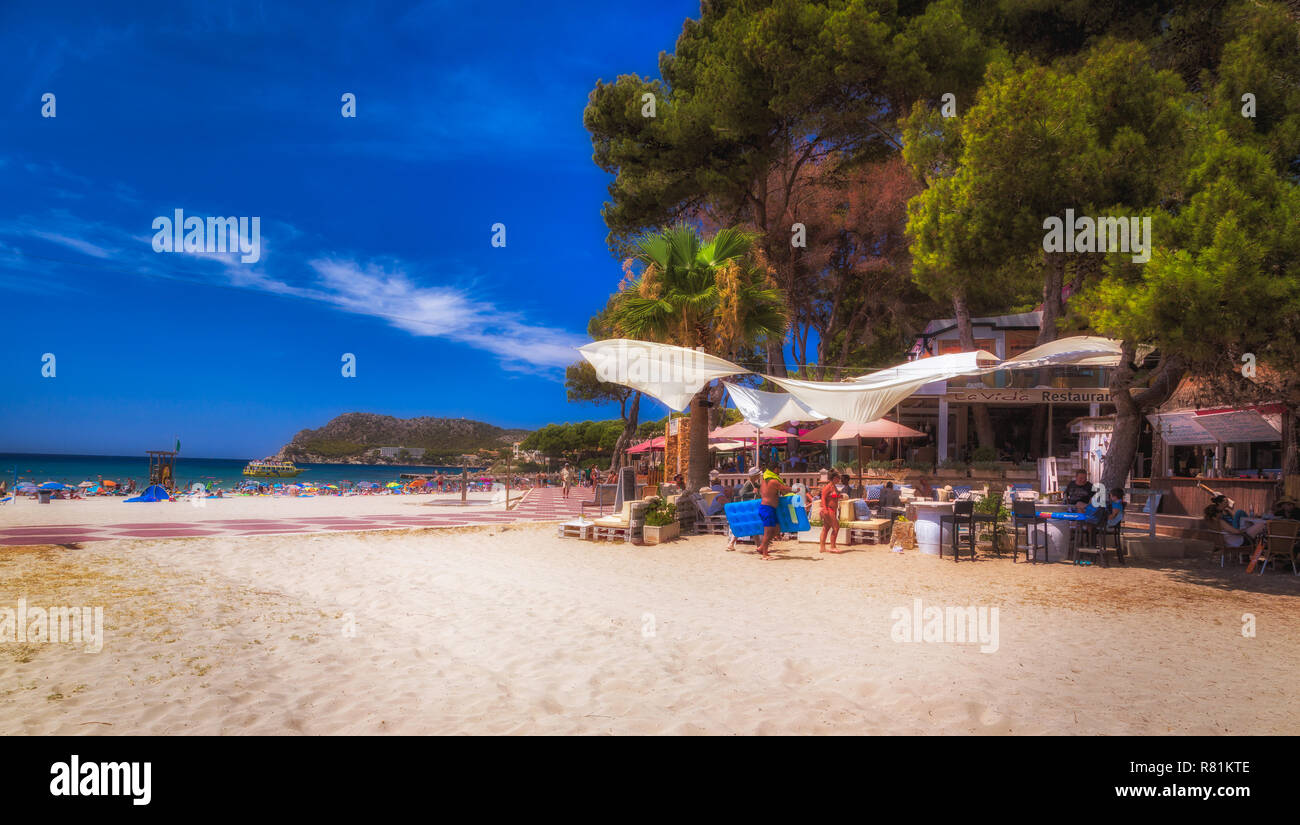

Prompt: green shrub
[
  {"left": 938, "top": 459, "right": 968, "bottom": 472},
  {"left": 643, "top": 498, "right": 677, "bottom": 527},
  {"left": 970, "top": 446, "right": 998, "bottom": 463}
]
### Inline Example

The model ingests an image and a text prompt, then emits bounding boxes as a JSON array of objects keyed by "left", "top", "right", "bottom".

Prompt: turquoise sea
[{"left": 0, "top": 453, "right": 487, "bottom": 490}]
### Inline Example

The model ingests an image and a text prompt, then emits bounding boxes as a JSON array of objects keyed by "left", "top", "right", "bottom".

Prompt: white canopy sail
[
  {"left": 578, "top": 339, "right": 747, "bottom": 411},
  {"left": 579, "top": 336, "right": 1121, "bottom": 422},
  {"left": 722, "top": 381, "right": 827, "bottom": 428}
]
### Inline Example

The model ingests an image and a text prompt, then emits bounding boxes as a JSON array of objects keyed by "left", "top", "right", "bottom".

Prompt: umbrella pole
[{"left": 857, "top": 435, "right": 863, "bottom": 496}]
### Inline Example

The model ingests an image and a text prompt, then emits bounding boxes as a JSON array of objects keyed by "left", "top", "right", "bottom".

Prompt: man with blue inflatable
[{"left": 756, "top": 467, "right": 792, "bottom": 560}]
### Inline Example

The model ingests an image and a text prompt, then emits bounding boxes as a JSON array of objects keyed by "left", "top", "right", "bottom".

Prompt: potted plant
[
  {"left": 642, "top": 498, "right": 679, "bottom": 544},
  {"left": 973, "top": 492, "right": 1010, "bottom": 550}
]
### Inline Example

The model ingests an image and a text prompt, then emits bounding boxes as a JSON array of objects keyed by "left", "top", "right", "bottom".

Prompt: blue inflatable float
[{"left": 724, "top": 494, "right": 810, "bottom": 538}]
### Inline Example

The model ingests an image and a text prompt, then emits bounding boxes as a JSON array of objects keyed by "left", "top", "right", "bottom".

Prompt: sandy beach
[{"left": 2, "top": 493, "right": 1298, "bottom": 735}]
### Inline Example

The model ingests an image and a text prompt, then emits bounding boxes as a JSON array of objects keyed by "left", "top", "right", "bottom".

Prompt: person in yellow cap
[{"left": 756, "top": 466, "right": 791, "bottom": 560}]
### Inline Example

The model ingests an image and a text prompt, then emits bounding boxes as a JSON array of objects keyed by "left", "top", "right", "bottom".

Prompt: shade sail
[
  {"left": 578, "top": 339, "right": 747, "bottom": 411},
  {"left": 722, "top": 381, "right": 827, "bottom": 427},
  {"left": 578, "top": 335, "right": 1121, "bottom": 421},
  {"left": 847, "top": 350, "right": 1000, "bottom": 386},
  {"left": 762, "top": 350, "right": 996, "bottom": 424},
  {"left": 799, "top": 419, "right": 926, "bottom": 442},
  {"left": 997, "top": 336, "right": 1123, "bottom": 370}
]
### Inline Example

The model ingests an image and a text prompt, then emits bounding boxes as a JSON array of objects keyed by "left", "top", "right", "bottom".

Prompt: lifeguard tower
[{"left": 147, "top": 450, "right": 178, "bottom": 490}]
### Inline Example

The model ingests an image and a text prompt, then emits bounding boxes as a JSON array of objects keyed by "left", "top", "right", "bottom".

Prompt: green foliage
[
  {"left": 974, "top": 491, "right": 1009, "bottom": 522},
  {"left": 297, "top": 439, "right": 366, "bottom": 458},
  {"left": 937, "top": 459, "right": 968, "bottom": 472},
  {"left": 970, "top": 445, "right": 998, "bottom": 463},
  {"left": 522, "top": 419, "right": 626, "bottom": 460},
  {"left": 643, "top": 498, "right": 678, "bottom": 527}
]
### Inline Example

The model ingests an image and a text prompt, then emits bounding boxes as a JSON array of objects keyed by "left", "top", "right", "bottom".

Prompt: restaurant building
[{"left": 890, "top": 312, "right": 1113, "bottom": 468}]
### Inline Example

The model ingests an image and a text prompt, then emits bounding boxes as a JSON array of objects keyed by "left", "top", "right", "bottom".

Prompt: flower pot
[{"left": 643, "top": 522, "right": 679, "bottom": 544}]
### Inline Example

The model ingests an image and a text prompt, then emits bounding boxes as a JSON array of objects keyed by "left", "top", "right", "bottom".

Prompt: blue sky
[{"left": 0, "top": 0, "right": 697, "bottom": 457}]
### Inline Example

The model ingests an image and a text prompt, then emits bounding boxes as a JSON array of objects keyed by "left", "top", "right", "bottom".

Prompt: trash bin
[{"left": 37, "top": 491, "right": 52, "bottom": 504}]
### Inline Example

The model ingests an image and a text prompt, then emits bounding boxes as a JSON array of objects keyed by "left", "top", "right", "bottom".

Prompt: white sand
[
  {"left": 2, "top": 522, "right": 1298, "bottom": 735},
  {"left": 0, "top": 490, "right": 503, "bottom": 526}
]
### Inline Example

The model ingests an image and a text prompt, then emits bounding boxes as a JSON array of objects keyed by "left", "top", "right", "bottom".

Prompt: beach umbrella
[
  {"left": 799, "top": 418, "right": 925, "bottom": 484},
  {"left": 385, "top": 482, "right": 401, "bottom": 488},
  {"left": 15, "top": 481, "right": 37, "bottom": 492},
  {"left": 709, "top": 440, "right": 748, "bottom": 451},
  {"left": 101, "top": 479, "right": 117, "bottom": 488},
  {"left": 78, "top": 480, "right": 95, "bottom": 488},
  {"left": 38, "top": 481, "right": 67, "bottom": 491}
]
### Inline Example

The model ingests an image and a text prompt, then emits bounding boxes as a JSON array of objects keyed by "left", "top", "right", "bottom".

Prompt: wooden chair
[
  {"left": 1203, "top": 527, "right": 1249, "bottom": 568},
  {"left": 1257, "top": 519, "right": 1299, "bottom": 575}
]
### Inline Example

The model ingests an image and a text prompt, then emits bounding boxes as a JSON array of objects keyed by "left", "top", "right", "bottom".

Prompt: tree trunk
[
  {"left": 608, "top": 392, "right": 641, "bottom": 473},
  {"left": 1101, "top": 343, "right": 1185, "bottom": 491},
  {"left": 1282, "top": 407, "right": 1298, "bottom": 477},
  {"left": 765, "top": 338, "right": 788, "bottom": 379},
  {"left": 688, "top": 388, "right": 711, "bottom": 491},
  {"left": 953, "top": 289, "right": 995, "bottom": 450}
]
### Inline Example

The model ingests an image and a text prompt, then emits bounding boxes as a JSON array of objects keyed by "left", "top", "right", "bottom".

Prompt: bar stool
[
  {"left": 1011, "top": 500, "right": 1047, "bottom": 564},
  {"left": 940, "top": 500, "right": 977, "bottom": 561}
]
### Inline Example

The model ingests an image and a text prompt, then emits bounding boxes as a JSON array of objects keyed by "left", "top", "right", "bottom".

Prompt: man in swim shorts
[{"left": 756, "top": 468, "right": 791, "bottom": 560}]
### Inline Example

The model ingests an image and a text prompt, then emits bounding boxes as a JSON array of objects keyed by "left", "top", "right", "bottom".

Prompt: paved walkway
[{"left": 0, "top": 487, "right": 593, "bottom": 546}]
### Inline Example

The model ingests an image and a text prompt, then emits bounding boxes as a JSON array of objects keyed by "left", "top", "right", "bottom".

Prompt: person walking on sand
[
  {"left": 755, "top": 468, "right": 791, "bottom": 560},
  {"left": 560, "top": 463, "right": 574, "bottom": 499},
  {"left": 819, "top": 470, "right": 843, "bottom": 554}
]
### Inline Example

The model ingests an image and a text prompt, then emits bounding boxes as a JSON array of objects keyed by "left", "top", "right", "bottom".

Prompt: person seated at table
[
  {"left": 1204, "top": 495, "right": 1267, "bottom": 547},
  {"left": 1272, "top": 497, "right": 1300, "bottom": 521},
  {"left": 1105, "top": 488, "right": 1126, "bottom": 529},
  {"left": 914, "top": 477, "right": 933, "bottom": 499},
  {"left": 705, "top": 470, "right": 728, "bottom": 516},
  {"left": 1064, "top": 469, "right": 1096, "bottom": 512}
]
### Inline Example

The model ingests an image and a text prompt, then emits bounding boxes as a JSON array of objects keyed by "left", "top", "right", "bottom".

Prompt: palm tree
[{"left": 610, "top": 225, "right": 788, "bottom": 490}]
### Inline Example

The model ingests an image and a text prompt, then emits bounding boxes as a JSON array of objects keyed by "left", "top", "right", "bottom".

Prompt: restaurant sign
[{"left": 944, "top": 388, "right": 1111, "bottom": 404}]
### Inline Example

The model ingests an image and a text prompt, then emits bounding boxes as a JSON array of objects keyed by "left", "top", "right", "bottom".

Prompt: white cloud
[{"left": 303, "top": 258, "right": 587, "bottom": 370}]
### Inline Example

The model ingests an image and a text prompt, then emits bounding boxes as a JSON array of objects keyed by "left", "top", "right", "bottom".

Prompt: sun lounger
[
  {"left": 836, "top": 498, "right": 892, "bottom": 545},
  {"left": 592, "top": 500, "right": 648, "bottom": 543}
]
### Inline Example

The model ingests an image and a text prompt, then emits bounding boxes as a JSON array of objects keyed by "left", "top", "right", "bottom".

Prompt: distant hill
[{"left": 277, "top": 413, "right": 532, "bottom": 464}]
